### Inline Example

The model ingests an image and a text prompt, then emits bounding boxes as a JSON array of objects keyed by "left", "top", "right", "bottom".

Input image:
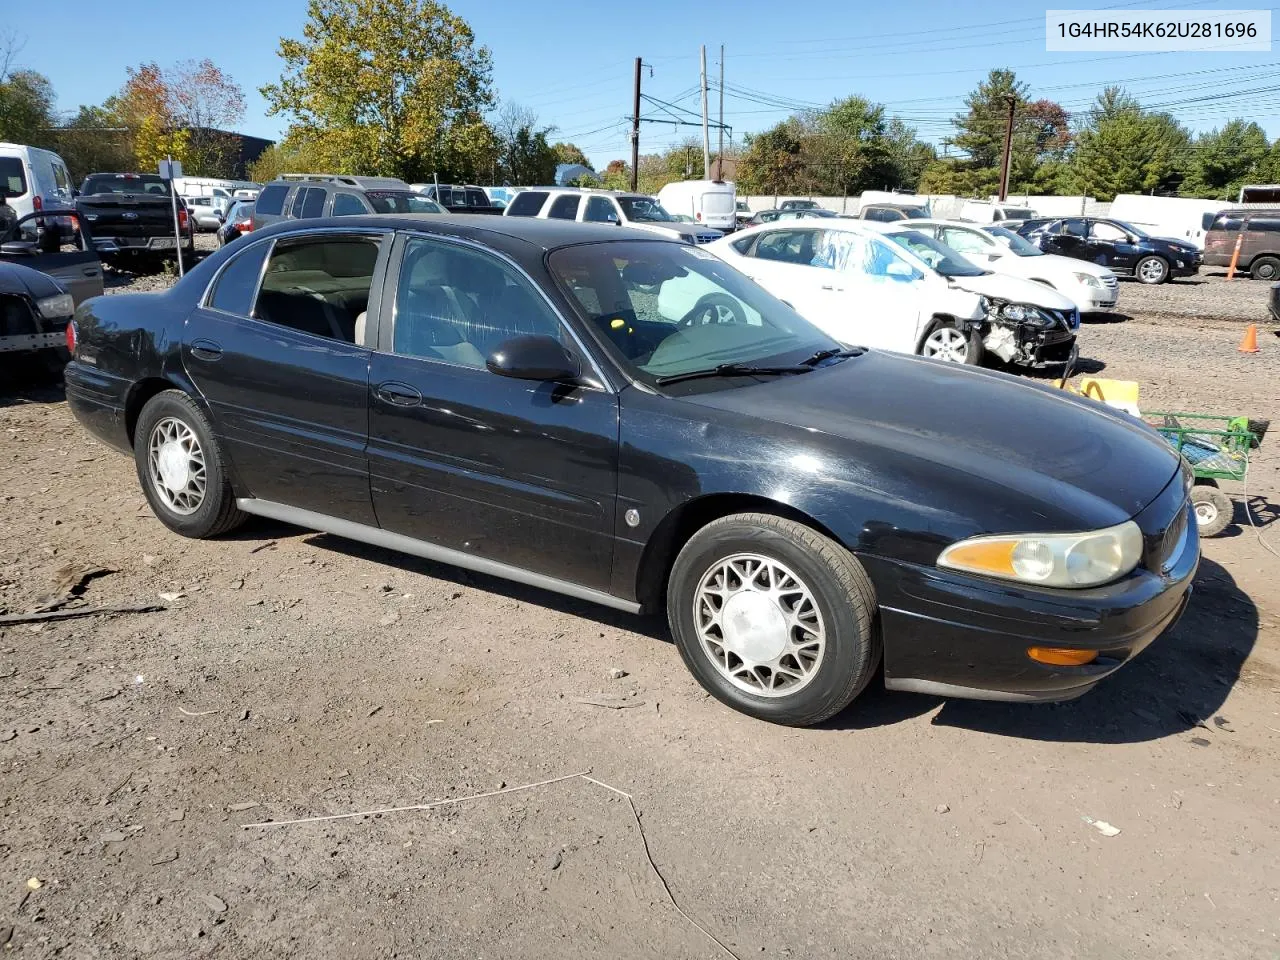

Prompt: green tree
[
  {"left": 807, "top": 96, "right": 893, "bottom": 195},
  {"left": 737, "top": 120, "right": 805, "bottom": 195},
  {"left": 502, "top": 125, "right": 558, "bottom": 185},
  {"left": 1071, "top": 88, "right": 1189, "bottom": 200},
  {"left": 52, "top": 105, "right": 134, "bottom": 180},
  {"left": 552, "top": 142, "right": 591, "bottom": 168},
  {"left": 884, "top": 118, "right": 936, "bottom": 191},
  {"left": 601, "top": 158, "right": 629, "bottom": 190},
  {"left": 0, "top": 69, "right": 55, "bottom": 145},
  {"left": 261, "top": 0, "right": 498, "bottom": 182},
  {"left": 1181, "top": 120, "right": 1270, "bottom": 199}
]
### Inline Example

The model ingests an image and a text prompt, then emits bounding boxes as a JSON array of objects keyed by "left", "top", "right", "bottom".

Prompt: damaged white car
[{"left": 685, "top": 219, "right": 1078, "bottom": 367}]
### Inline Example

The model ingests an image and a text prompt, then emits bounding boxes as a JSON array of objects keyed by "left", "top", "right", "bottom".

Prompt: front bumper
[{"left": 866, "top": 474, "right": 1198, "bottom": 702}]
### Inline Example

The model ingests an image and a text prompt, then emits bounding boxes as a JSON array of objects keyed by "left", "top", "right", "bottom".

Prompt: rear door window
[
  {"left": 253, "top": 235, "right": 382, "bottom": 342},
  {"left": 465, "top": 189, "right": 488, "bottom": 207},
  {"left": 1249, "top": 217, "right": 1280, "bottom": 232},
  {"left": 255, "top": 184, "right": 288, "bottom": 216},
  {"left": 751, "top": 228, "right": 823, "bottom": 265},
  {"left": 547, "top": 195, "right": 581, "bottom": 220},
  {"left": 505, "top": 191, "right": 548, "bottom": 217},
  {"left": 300, "top": 187, "right": 327, "bottom": 219}
]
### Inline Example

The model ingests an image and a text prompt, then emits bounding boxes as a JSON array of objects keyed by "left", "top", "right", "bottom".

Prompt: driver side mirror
[
  {"left": 1, "top": 241, "right": 36, "bottom": 256},
  {"left": 486, "top": 335, "right": 580, "bottom": 382},
  {"left": 885, "top": 261, "right": 915, "bottom": 279}
]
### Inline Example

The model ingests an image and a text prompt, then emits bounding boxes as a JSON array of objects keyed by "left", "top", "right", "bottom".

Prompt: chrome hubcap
[
  {"left": 694, "top": 554, "right": 826, "bottom": 698},
  {"left": 1140, "top": 260, "right": 1164, "bottom": 282},
  {"left": 923, "top": 327, "right": 969, "bottom": 362},
  {"left": 147, "top": 417, "right": 206, "bottom": 515},
  {"left": 1194, "top": 501, "right": 1217, "bottom": 526}
]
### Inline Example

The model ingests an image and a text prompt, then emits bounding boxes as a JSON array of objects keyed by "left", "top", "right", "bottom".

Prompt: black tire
[
  {"left": 1190, "top": 485, "right": 1233, "bottom": 538},
  {"left": 919, "top": 319, "right": 982, "bottom": 365},
  {"left": 133, "top": 390, "right": 246, "bottom": 539},
  {"left": 666, "top": 513, "right": 880, "bottom": 726},
  {"left": 1135, "top": 255, "right": 1170, "bottom": 285},
  {"left": 1249, "top": 255, "right": 1280, "bottom": 281}
]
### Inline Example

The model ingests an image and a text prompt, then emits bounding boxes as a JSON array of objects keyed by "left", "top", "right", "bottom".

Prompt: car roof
[{"left": 254, "top": 214, "right": 678, "bottom": 253}]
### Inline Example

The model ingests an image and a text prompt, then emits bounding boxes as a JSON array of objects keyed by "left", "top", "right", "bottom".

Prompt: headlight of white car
[
  {"left": 937, "top": 521, "right": 1143, "bottom": 588},
  {"left": 35, "top": 293, "right": 75, "bottom": 319},
  {"left": 984, "top": 298, "right": 1054, "bottom": 327},
  {"left": 1072, "top": 272, "right": 1101, "bottom": 288}
]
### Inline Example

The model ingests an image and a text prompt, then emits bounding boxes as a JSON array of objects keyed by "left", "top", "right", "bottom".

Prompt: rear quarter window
[
  {"left": 0, "top": 158, "right": 27, "bottom": 197},
  {"left": 255, "top": 184, "right": 289, "bottom": 217},
  {"left": 208, "top": 242, "right": 270, "bottom": 316},
  {"left": 1249, "top": 217, "right": 1280, "bottom": 233},
  {"left": 506, "top": 191, "right": 548, "bottom": 217}
]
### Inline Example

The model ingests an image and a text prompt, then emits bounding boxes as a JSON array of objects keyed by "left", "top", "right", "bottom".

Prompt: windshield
[
  {"left": 617, "top": 196, "right": 675, "bottom": 222},
  {"left": 82, "top": 174, "right": 171, "bottom": 196},
  {"left": 1107, "top": 218, "right": 1148, "bottom": 239},
  {"left": 366, "top": 191, "right": 445, "bottom": 214},
  {"left": 898, "top": 207, "right": 927, "bottom": 219},
  {"left": 548, "top": 240, "right": 838, "bottom": 387},
  {"left": 984, "top": 225, "right": 1044, "bottom": 256},
  {"left": 884, "top": 230, "right": 987, "bottom": 277}
]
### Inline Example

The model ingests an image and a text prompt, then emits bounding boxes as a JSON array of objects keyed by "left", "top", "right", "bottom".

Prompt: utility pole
[
  {"left": 700, "top": 45, "right": 711, "bottom": 180},
  {"left": 717, "top": 45, "right": 725, "bottom": 179},
  {"left": 998, "top": 95, "right": 1016, "bottom": 202},
  {"left": 630, "top": 56, "right": 642, "bottom": 192}
]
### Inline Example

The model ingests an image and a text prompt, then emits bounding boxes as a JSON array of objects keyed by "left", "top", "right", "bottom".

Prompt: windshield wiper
[
  {"left": 799, "top": 347, "right": 864, "bottom": 367},
  {"left": 655, "top": 363, "right": 814, "bottom": 385}
]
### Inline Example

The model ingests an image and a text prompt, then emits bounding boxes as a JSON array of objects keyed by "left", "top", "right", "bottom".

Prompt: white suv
[{"left": 503, "top": 188, "right": 723, "bottom": 244}]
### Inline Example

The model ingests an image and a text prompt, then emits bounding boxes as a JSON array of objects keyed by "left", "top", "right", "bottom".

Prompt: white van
[
  {"left": 172, "top": 178, "right": 260, "bottom": 214},
  {"left": 655, "top": 179, "right": 736, "bottom": 231},
  {"left": 1108, "top": 194, "right": 1228, "bottom": 251},
  {"left": 960, "top": 199, "right": 1035, "bottom": 223},
  {"left": 0, "top": 143, "right": 76, "bottom": 219}
]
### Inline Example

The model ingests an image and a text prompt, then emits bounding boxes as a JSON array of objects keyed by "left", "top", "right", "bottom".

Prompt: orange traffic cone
[{"left": 1239, "top": 324, "right": 1259, "bottom": 353}]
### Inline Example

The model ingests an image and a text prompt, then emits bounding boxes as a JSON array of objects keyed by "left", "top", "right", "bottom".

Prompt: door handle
[
  {"left": 190, "top": 339, "right": 223, "bottom": 361},
  {"left": 376, "top": 381, "right": 422, "bottom": 407},
  {"left": 82, "top": 266, "right": 100, "bottom": 277}
]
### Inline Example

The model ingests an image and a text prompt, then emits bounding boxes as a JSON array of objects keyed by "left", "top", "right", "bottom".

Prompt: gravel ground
[{"left": 1, "top": 264, "right": 1278, "bottom": 959}]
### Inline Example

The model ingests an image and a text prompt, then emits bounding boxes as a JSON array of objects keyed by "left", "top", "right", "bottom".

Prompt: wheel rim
[
  {"left": 1139, "top": 259, "right": 1165, "bottom": 282},
  {"left": 923, "top": 327, "right": 969, "bottom": 362},
  {"left": 147, "top": 417, "right": 207, "bottom": 515},
  {"left": 1257, "top": 262, "right": 1277, "bottom": 280},
  {"left": 1194, "top": 500, "right": 1217, "bottom": 526},
  {"left": 693, "top": 553, "right": 826, "bottom": 698}
]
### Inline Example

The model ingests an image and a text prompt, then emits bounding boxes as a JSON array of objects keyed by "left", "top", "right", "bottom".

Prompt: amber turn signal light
[{"left": 1027, "top": 646, "right": 1098, "bottom": 666}]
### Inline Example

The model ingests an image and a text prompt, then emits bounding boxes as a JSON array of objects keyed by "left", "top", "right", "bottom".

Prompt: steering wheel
[{"left": 678, "top": 293, "right": 748, "bottom": 327}]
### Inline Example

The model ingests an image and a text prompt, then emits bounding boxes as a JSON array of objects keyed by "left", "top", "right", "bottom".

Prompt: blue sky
[{"left": 6, "top": 0, "right": 1278, "bottom": 169}]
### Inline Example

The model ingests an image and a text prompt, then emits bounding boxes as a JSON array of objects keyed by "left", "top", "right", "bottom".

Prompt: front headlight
[
  {"left": 937, "top": 521, "right": 1143, "bottom": 588},
  {"left": 35, "top": 293, "right": 75, "bottom": 319},
  {"left": 1072, "top": 272, "right": 1101, "bottom": 288}
]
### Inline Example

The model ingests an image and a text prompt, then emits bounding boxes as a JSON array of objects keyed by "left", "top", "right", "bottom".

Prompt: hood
[
  {"left": 950, "top": 271, "right": 1077, "bottom": 311},
  {"left": 1151, "top": 236, "right": 1198, "bottom": 253},
  {"left": 679, "top": 350, "right": 1181, "bottom": 532}
]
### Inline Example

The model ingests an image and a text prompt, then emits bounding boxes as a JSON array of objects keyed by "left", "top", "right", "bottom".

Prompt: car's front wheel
[
  {"left": 667, "top": 513, "right": 880, "bottom": 726},
  {"left": 1135, "top": 255, "right": 1170, "bottom": 284},
  {"left": 920, "top": 321, "right": 981, "bottom": 364},
  {"left": 134, "top": 390, "right": 246, "bottom": 539}
]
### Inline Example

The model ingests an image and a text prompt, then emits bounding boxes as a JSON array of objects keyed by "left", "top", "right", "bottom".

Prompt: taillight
[
  {"left": 177, "top": 207, "right": 188, "bottom": 232},
  {"left": 33, "top": 195, "right": 42, "bottom": 212},
  {"left": 237, "top": 219, "right": 252, "bottom": 232},
  {"left": 65, "top": 320, "right": 77, "bottom": 355},
  {"left": 695, "top": 211, "right": 702, "bottom": 221}
]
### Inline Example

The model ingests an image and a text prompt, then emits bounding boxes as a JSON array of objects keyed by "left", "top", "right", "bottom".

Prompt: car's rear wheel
[
  {"left": 920, "top": 321, "right": 981, "bottom": 365},
  {"left": 1190, "top": 485, "right": 1233, "bottom": 537},
  {"left": 1249, "top": 255, "right": 1280, "bottom": 281},
  {"left": 133, "top": 390, "right": 245, "bottom": 539},
  {"left": 666, "top": 513, "right": 879, "bottom": 726},
  {"left": 1135, "top": 255, "right": 1170, "bottom": 284}
]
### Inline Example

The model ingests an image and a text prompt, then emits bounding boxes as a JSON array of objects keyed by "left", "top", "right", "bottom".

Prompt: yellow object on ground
[{"left": 1052, "top": 377, "right": 1142, "bottom": 417}]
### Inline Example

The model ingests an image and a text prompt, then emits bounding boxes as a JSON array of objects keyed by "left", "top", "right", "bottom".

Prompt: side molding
[{"left": 235, "top": 498, "right": 642, "bottom": 615}]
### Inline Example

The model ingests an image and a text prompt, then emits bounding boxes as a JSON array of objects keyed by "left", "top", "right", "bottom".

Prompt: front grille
[
  {"left": 0, "top": 295, "right": 38, "bottom": 338},
  {"left": 693, "top": 233, "right": 719, "bottom": 244},
  {"left": 1101, "top": 276, "right": 1119, "bottom": 290}
]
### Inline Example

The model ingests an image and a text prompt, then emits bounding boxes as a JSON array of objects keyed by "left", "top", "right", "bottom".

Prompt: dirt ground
[{"left": 2, "top": 255, "right": 1279, "bottom": 959}]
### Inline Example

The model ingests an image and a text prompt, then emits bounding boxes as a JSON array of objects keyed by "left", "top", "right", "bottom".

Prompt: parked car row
[
  {"left": 60, "top": 213, "right": 1199, "bottom": 727},
  {"left": 1013, "top": 217, "right": 1201, "bottom": 285}
]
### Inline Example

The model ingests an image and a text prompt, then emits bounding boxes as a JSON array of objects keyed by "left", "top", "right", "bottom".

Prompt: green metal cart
[{"left": 1144, "top": 411, "right": 1268, "bottom": 537}]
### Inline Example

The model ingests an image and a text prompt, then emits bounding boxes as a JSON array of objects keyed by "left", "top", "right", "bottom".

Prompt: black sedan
[
  {"left": 0, "top": 260, "right": 76, "bottom": 370},
  {"left": 1015, "top": 216, "right": 1200, "bottom": 284},
  {"left": 216, "top": 200, "right": 255, "bottom": 248},
  {"left": 63, "top": 216, "right": 1198, "bottom": 726}
]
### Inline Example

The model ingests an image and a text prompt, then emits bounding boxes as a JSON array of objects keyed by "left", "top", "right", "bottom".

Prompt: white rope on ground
[
  {"left": 1241, "top": 450, "right": 1280, "bottom": 560},
  {"left": 243, "top": 770, "right": 744, "bottom": 960}
]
